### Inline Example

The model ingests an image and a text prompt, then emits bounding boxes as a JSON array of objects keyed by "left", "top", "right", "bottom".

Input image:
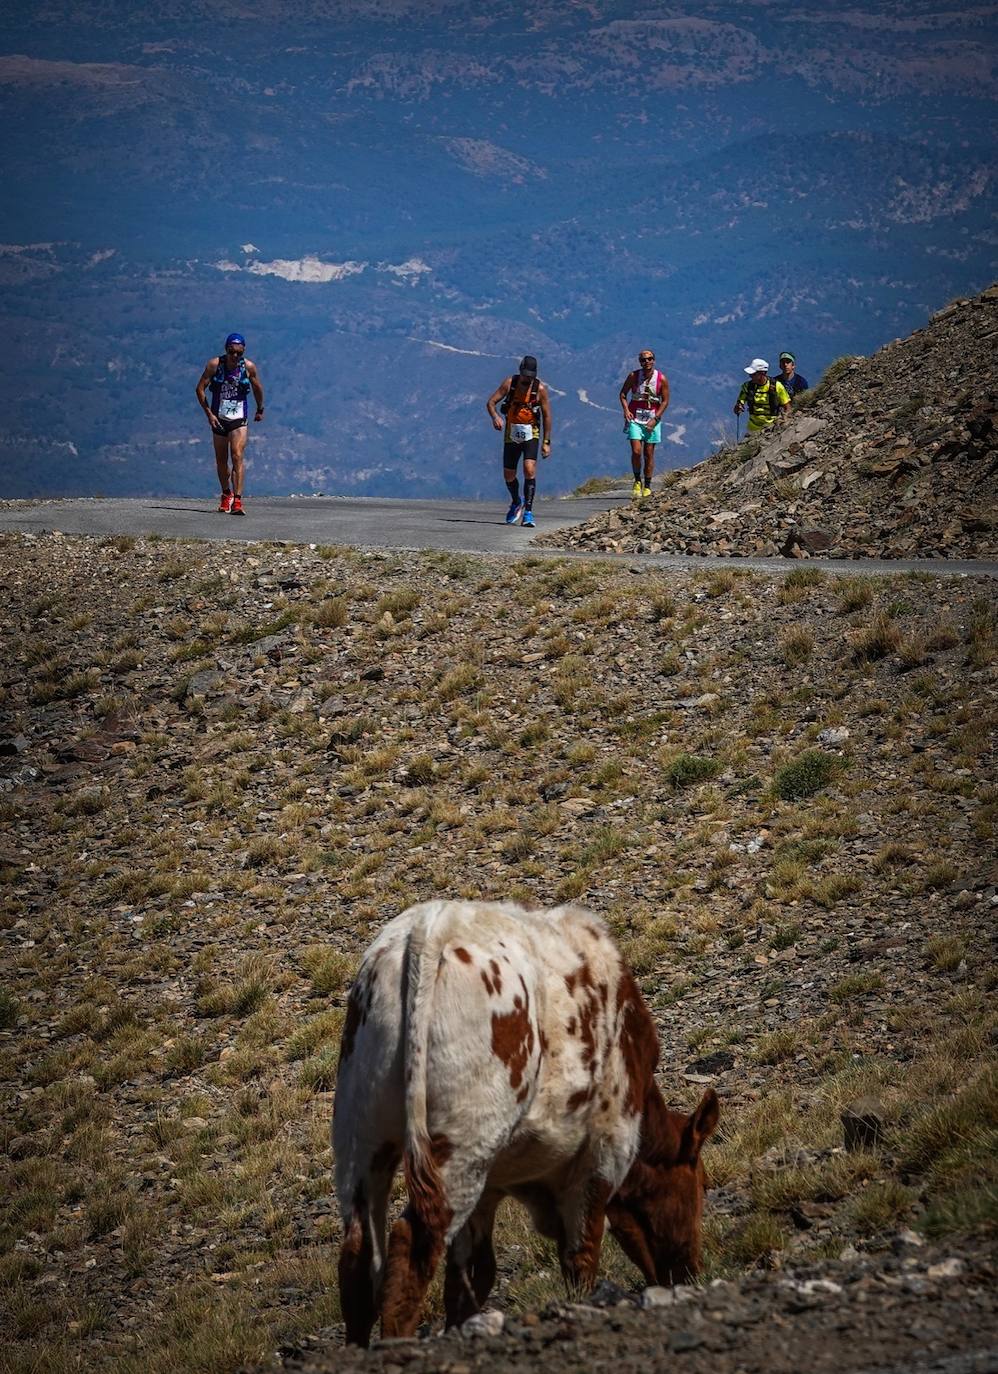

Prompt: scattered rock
[
  {"left": 841, "top": 1096, "right": 886, "bottom": 1152},
  {"left": 926, "top": 1257, "right": 964, "bottom": 1280},
  {"left": 685, "top": 1050, "right": 735, "bottom": 1076},
  {"left": 460, "top": 1310, "right": 504, "bottom": 1338},
  {"left": 817, "top": 726, "right": 851, "bottom": 746}
]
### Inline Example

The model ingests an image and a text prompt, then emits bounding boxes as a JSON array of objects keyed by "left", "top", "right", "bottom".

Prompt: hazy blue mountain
[{"left": 0, "top": 1, "right": 995, "bottom": 498}]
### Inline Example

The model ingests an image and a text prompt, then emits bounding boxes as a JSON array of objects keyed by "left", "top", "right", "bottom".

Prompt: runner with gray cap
[
  {"left": 486, "top": 356, "right": 552, "bottom": 528},
  {"left": 733, "top": 358, "right": 790, "bottom": 433}
]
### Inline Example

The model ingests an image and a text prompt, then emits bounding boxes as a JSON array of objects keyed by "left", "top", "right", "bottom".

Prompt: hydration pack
[
  {"left": 501, "top": 375, "right": 540, "bottom": 424},
  {"left": 213, "top": 355, "right": 251, "bottom": 396},
  {"left": 747, "top": 379, "right": 781, "bottom": 417}
]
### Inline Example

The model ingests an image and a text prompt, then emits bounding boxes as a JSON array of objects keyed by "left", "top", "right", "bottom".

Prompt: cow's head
[{"left": 606, "top": 1088, "right": 719, "bottom": 1287}]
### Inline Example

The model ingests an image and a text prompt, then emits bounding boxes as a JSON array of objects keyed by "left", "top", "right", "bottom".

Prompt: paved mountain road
[{"left": 1, "top": 496, "right": 995, "bottom": 577}]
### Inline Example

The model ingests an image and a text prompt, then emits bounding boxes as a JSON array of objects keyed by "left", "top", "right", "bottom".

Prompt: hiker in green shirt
[{"left": 734, "top": 358, "right": 790, "bottom": 432}]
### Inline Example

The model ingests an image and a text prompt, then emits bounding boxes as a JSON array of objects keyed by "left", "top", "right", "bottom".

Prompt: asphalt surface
[{"left": 1, "top": 495, "right": 996, "bottom": 577}]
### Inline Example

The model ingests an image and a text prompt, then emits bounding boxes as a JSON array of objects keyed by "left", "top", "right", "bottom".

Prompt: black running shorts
[
  {"left": 212, "top": 416, "right": 248, "bottom": 436},
  {"left": 503, "top": 438, "right": 539, "bottom": 468}
]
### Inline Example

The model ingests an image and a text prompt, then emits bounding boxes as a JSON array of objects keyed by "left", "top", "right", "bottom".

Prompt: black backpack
[
  {"left": 500, "top": 374, "right": 539, "bottom": 418},
  {"left": 747, "top": 379, "right": 780, "bottom": 416}
]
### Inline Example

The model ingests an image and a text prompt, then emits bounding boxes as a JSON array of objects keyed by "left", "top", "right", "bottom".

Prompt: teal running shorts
[{"left": 626, "top": 419, "right": 662, "bottom": 444}]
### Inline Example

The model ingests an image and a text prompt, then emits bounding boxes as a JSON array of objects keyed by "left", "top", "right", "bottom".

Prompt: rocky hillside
[
  {"left": 542, "top": 286, "right": 998, "bottom": 560},
  {"left": 1, "top": 531, "right": 995, "bottom": 1370}
]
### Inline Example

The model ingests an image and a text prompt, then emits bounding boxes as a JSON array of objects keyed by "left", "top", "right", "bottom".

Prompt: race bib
[
  {"left": 218, "top": 398, "right": 243, "bottom": 421},
  {"left": 634, "top": 408, "right": 656, "bottom": 426},
  {"left": 509, "top": 423, "right": 534, "bottom": 444}
]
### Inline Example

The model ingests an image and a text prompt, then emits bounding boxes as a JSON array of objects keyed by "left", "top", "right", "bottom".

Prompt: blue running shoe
[
  {"left": 505, "top": 501, "right": 523, "bottom": 525},
  {"left": 521, "top": 510, "right": 535, "bottom": 528}
]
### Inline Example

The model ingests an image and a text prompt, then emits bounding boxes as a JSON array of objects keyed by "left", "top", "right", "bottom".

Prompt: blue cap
[{"left": 225, "top": 333, "right": 245, "bottom": 348}]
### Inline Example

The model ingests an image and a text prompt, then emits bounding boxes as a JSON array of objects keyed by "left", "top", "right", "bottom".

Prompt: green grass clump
[
  {"left": 197, "top": 957, "right": 273, "bottom": 1018},
  {"left": 0, "top": 988, "right": 20, "bottom": 1029},
  {"left": 573, "top": 475, "right": 624, "bottom": 496},
  {"left": 665, "top": 753, "right": 721, "bottom": 788},
  {"left": 376, "top": 587, "right": 419, "bottom": 618},
  {"left": 286, "top": 1009, "right": 346, "bottom": 1062},
  {"left": 772, "top": 749, "right": 840, "bottom": 801},
  {"left": 300, "top": 946, "right": 356, "bottom": 997},
  {"left": 780, "top": 627, "right": 815, "bottom": 666},
  {"left": 849, "top": 612, "right": 902, "bottom": 664},
  {"left": 312, "top": 597, "right": 348, "bottom": 628}
]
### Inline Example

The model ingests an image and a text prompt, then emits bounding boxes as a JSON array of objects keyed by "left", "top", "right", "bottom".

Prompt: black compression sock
[
  {"left": 523, "top": 477, "right": 536, "bottom": 511},
  {"left": 506, "top": 478, "right": 520, "bottom": 503}
]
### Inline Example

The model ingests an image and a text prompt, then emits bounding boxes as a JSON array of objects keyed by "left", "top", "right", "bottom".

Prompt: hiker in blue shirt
[{"left": 775, "top": 352, "right": 808, "bottom": 399}]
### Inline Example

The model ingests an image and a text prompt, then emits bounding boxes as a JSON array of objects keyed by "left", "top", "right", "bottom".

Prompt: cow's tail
[{"left": 401, "top": 902, "right": 452, "bottom": 1229}]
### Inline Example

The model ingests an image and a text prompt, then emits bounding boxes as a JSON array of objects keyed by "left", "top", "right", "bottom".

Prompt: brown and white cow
[{"left": 333, "top": 900, "right": 718, "bottom": 1346}]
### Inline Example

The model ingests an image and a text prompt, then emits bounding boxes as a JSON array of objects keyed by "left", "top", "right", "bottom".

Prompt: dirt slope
[
  {"left": 542, "top": 285, "right": 998, "bottom": 560},
  {"left": 1, "top": 533, "right": 994, "bottom": 1371}
]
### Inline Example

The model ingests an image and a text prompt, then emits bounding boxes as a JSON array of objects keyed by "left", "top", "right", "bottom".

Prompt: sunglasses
[{"left": 639, "top": 355, "right": 654, "bottom": 362}]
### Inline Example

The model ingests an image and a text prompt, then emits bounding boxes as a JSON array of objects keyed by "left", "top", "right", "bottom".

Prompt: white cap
[{"left": 744, "top": 358, "right": 769, "bottom": 375}]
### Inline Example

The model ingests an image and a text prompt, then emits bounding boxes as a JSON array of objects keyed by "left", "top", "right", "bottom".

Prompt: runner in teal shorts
[{"left": 620, "top": 349, "right": 670, "bottom": 498}]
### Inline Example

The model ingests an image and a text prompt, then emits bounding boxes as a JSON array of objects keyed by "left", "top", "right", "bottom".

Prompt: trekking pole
[{"left": 736, "top": 411, "right": 741, "bottom": 445}]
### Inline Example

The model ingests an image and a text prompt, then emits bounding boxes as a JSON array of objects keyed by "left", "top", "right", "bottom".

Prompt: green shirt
[{"left": 738, "top": 378, "right": 790, "bottom": 430}]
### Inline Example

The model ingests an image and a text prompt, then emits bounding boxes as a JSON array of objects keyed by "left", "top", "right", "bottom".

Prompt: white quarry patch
[
  {"left": 408, "top": 338, "right": 502, "bottom": 358},
  {"left": 246, "top": 256, "right": 367, "bottom": 283},
  {"left": 241, "top": 243, "right": 259, "bottom": 254},
  {"left": 379, "top": 257, "right": 430, "bottom": 280},
  {"left": 214, "top": 260, "right": 241, "bottom": 273},
  {"left": 667, "top": 424, "right": 687, "bottom": 445},
  {"left": 87, "top": 249, "right": 116, "bottom": 266},
  {"left": 577, "top": 389, "right": 613, "bottom": 412}
]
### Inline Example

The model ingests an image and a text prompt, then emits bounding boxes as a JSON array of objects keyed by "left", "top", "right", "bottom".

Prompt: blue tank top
[{"left": 210, "top": 358, "right": 250, "bottom": 422}]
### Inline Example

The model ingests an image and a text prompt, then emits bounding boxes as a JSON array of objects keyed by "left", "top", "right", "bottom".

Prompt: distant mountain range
[{"left": 1, "top": 1, "right": 995, "bottom": 499}]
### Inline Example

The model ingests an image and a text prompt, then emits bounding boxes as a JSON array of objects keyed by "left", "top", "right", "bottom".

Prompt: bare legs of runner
[
  {"left": 629, "top": 438, "right": 655, "bottom": 492},
  {"left": 213, "top": 426, "right": 248, "bottom": 499}
]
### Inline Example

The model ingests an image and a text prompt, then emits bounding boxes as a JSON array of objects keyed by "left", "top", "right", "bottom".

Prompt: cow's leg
[
  {"left": 444, "top": 1190, "right": 501, "bottom": 1329},
  {"left": 338, "top": 1146, "right": 400, "bottom": 1347},
  {"left": 338, "top": 1184, "right": 377, "bottom": 1347},
  {"left": 380, "top": 1200, "right": 447, "bottom": 1338},
  {"left": 556, "top": 1178, "right": 613, "bottom": 1298}
]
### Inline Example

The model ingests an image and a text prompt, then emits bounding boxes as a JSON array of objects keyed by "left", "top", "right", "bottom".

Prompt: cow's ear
[{"left": 679, "top": 1089, "right": 719, "bottom": 1166}]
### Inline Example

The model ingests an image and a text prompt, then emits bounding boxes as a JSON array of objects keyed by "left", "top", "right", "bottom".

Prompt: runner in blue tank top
[{"left": 195, "top": 333, "right": 265, "bottom": 514}]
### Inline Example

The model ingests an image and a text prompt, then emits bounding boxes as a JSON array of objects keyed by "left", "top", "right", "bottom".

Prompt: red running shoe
[
  {"left": 231, "top": 496, "right": 245, "bottom": 516},
  {"left": 218, "top": 491, "right": 233, "bottom": 513}
]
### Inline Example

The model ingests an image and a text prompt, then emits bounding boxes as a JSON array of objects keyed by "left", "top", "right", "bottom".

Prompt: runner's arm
[
  {"left": 196, "top": 359, "right": 223, "bottom": 429},
  {"left": 247, "top": 360, "right": 265, "bottom": 420},
  {"left": 654, "top": 372, "right": 670, "bottom": 423},
  {"left": 619, "top": 373, "right": 635, "bottom": 420},
  {"left": 486, "top": 378, "right": 512, "bottom": 431},
  {"left": 196, "top": 358, "right": 218, "bottom": 413},
  {"left": 539, "top": 384, "right": 552, "bottom": 449}
]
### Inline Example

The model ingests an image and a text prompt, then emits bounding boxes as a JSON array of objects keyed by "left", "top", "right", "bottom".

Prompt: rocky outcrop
[{"left": 543, "top": 285, "right": 998, "bottom": 559}]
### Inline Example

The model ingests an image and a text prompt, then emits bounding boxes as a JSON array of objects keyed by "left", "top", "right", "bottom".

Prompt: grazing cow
[{"left": 333, "top": 900, "right": 718, "bottom": 1346}]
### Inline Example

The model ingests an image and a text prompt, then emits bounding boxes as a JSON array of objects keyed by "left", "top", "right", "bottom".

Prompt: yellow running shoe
[
  {"left": 632, "top": 479, "right": 642, "bottom": 499},
  {"left": 642, "top": 485, "right": 653, "bottom": 497}
]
